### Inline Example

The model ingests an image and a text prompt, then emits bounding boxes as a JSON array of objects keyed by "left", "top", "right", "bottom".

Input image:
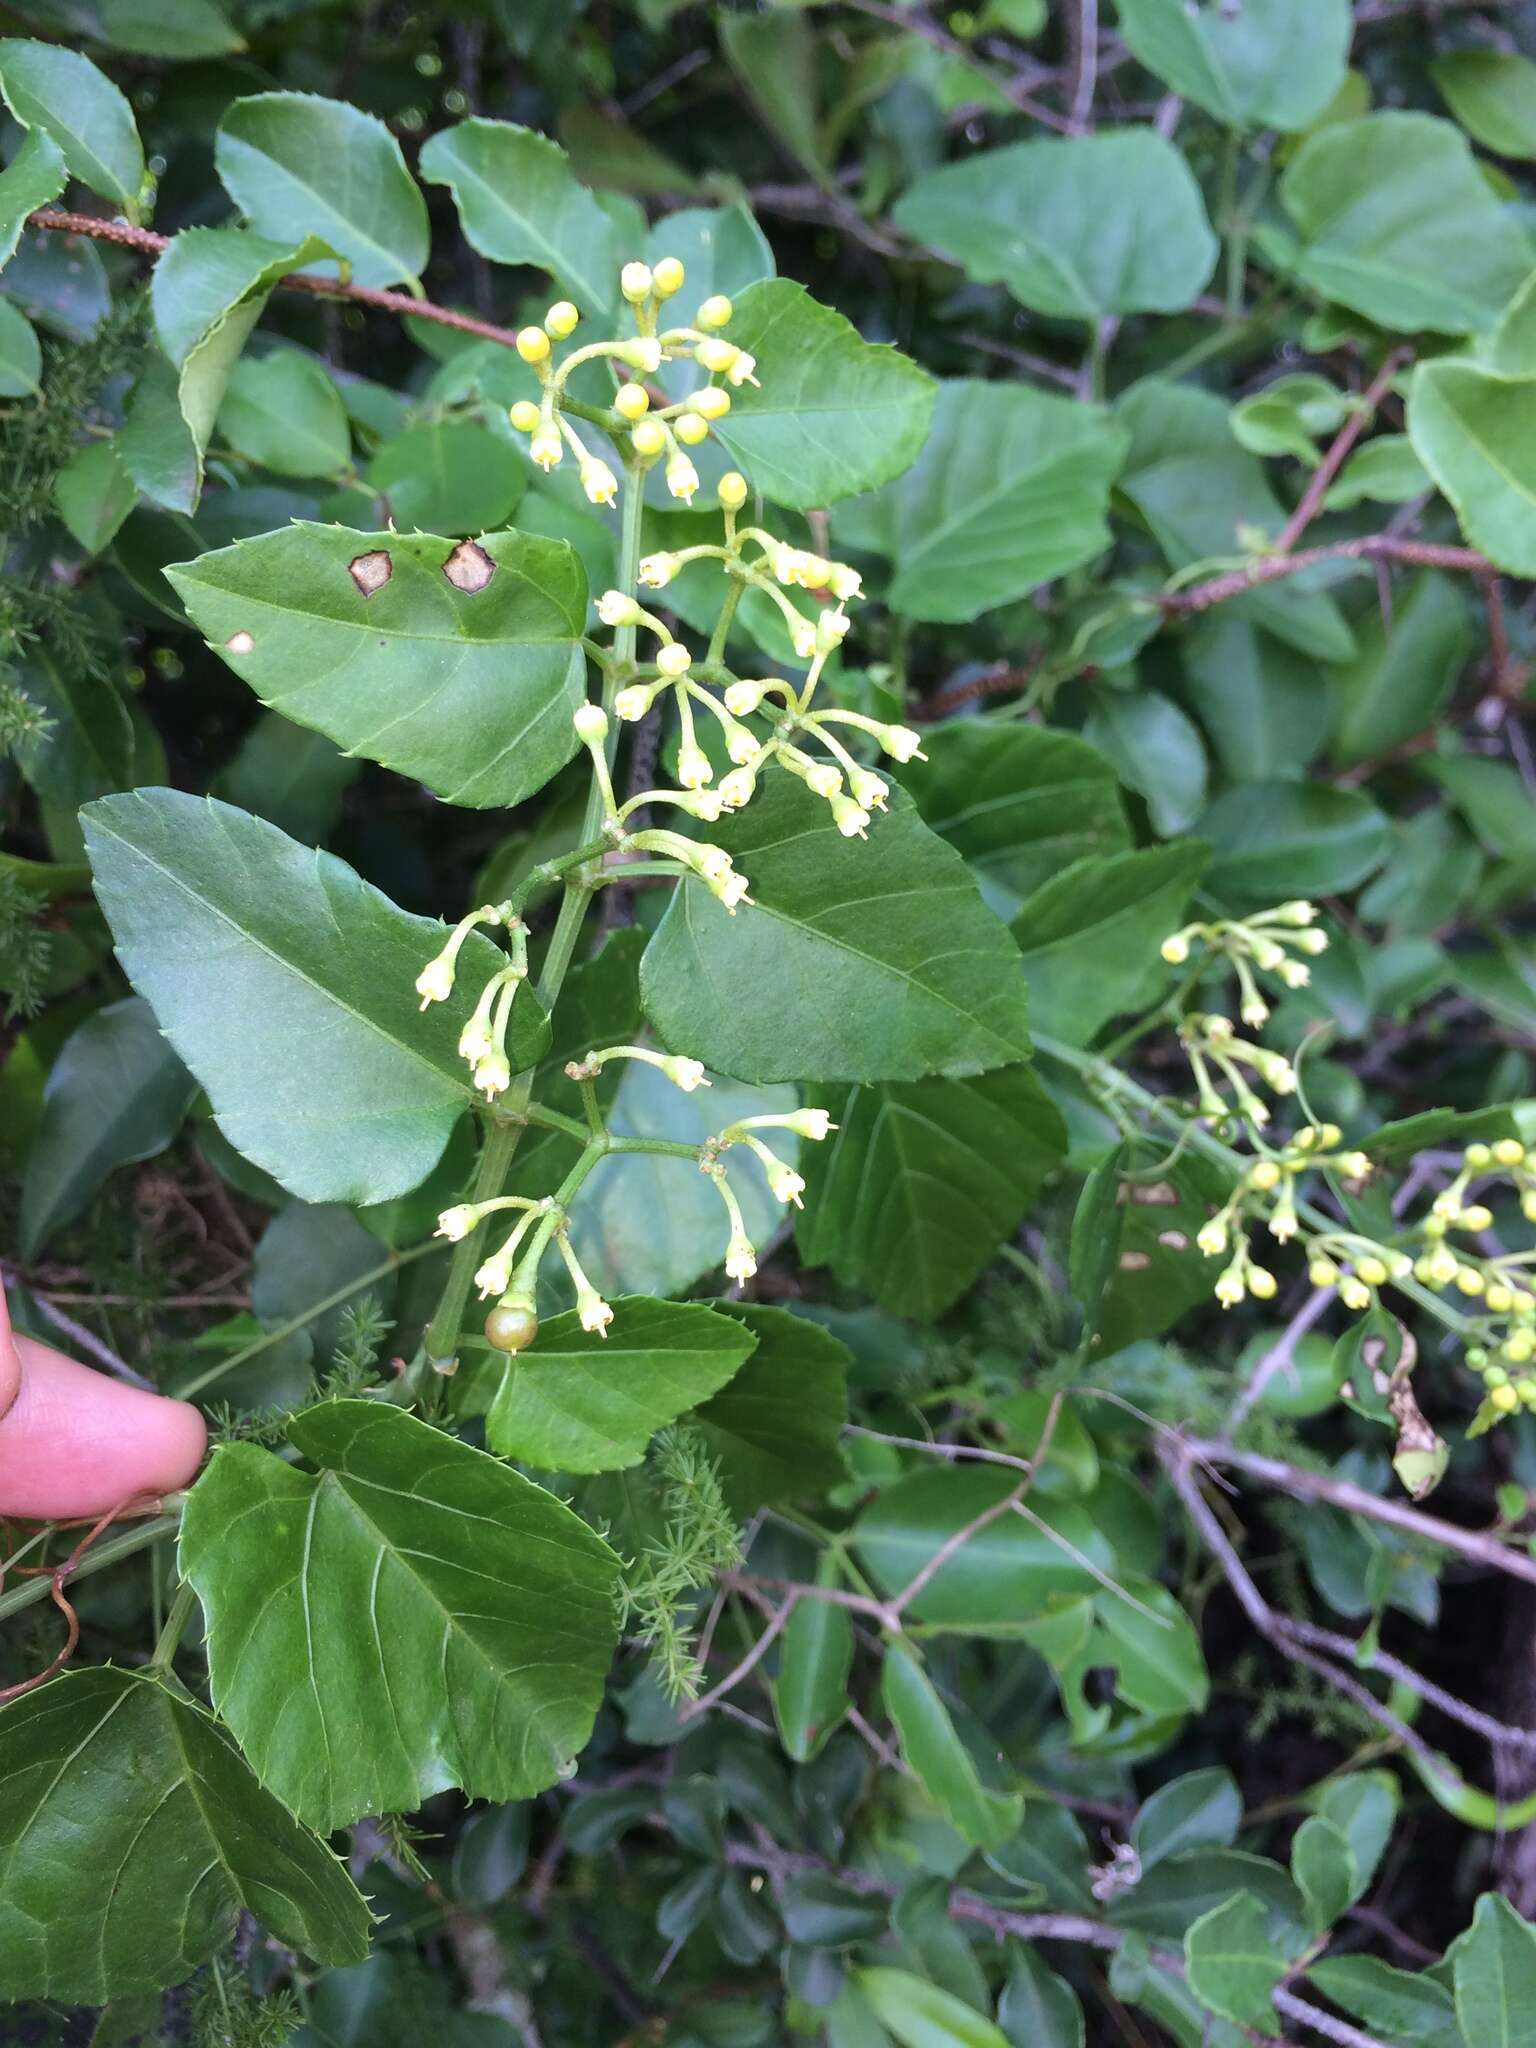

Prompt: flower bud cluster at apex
[{"left": 505, "top": 255, "right": 755, "bottom": 508}]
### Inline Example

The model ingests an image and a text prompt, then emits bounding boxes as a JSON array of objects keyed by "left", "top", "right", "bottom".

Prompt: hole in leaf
[
  {"left": 443, "top": 539, "right": 495, "bottom": 593},
  {"left": 349, "top": 550, "right": 392, "bottom": 597},
  {"left": 225, "top": 630, "right": 255, "bottom": 654}
]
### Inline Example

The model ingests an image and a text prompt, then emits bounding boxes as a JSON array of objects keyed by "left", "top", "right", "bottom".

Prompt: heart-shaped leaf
[
  {"left": 180, "top": 1401, "right": 622, "bottom": 1834},
  {"left": 0, "top": 1667, "right": 369, "bottom": 2003}
]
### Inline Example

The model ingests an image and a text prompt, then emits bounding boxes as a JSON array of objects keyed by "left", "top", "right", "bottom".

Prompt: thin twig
[
  {"left": 1159, "top": 1441, "right": 1440, "bottom": 1770},
  {"left": 1163, "top": 535, "right": 1491, "bottom": 618},
  {"left": 841, "top": 0, "right": 1072, "bottom": 129},
  {"left": 8, "top": 1285, "right": 155, "bottom": 1390},
  {"left": 1182, "top": 1438, "right": 1536, "bottom": 1589},
  {"left": 1273, "top": 348, "right": 1410, "bottom": 556},
  {"left": 1065, "top": 0, "right": 1098, "bottom": 132},
  {"left": 29, "top": 208, "right": 530, "bottom": 352},
  {"left": 716, "top": 1839, "right": 1388, "bottom": 2048}
]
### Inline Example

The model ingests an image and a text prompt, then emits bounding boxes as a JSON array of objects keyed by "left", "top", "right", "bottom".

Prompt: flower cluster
[
  {"left": 505, "top": 258, "right": 754, "bottom": 506},
  {"left": 431, "top": 1087, "right": 836, "bottom": 1349},
  {"left": 1197, "top": 1123, "right": 1377, "bottom": 1309},
  {"left": 1162, "top": 901, "right": 1328, "bottom": 1027},
  {"left": 412, "top": 255, "right": 881, "bottom": 1359},
  {"left": 414, "top": 901, "right": 526, "bottom": 1099}
]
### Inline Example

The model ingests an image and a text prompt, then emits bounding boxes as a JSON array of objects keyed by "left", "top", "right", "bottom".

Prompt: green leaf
[
  {"left": 1091, "top": 1153, "right": 1232, "bottom": 1353},
  {"left": 118, "top": 351, "right": 201, "bottom": 515},
  {"left": 252, "top": 1200, "right": 394, "bottom": 1359},
  {"left": 1114, "top": 0, "right": 1350, "bottom": 131},
  {"left": 1408, "top": 360, "right": 1536, "bottom": 577},
  {"left": 0, "top": 38, "right": 142, "bottom": 212},
  {"left": 998, "top": 1942, "right": 1085, "bottom": 2048},
  {"left": 418, "top": 118, "right": 621, "bottom": 320},
  {"left": 55, "top": 437, "right": 136, "bottom": 554},
  {"left": 82, "top": 789, "right": 542, "bottom": 1205},
  {"left": 1279, "top": 112, "right": 1533, "bottom": 335},
  {"left": 1198, "top": 782, "right": 1389, "bottom": 904},
  {"left": 13, "top": 648, "right": 133, "bottom": 806},
  {"left": 1112, "top": 1849, "right": 1305, "bottom": 1944},
  {"left": 1231, "top": 373, "right": 1354, "bottom": 465},
  {"left": 1306, "top": 1956, "right": 1458, "bottom": 2043},
  {"left": 856, "top": 1967, "right": 1011, "bottom": 2048},
  {"left": 367, "top": 420, "right": 526, "bottom": 536},
  {"left": 483, "top": 1298, "right": 758, "bottom": 1471},
  {"left": 0, "top": 129, "right": 66, "bottom": 273},
  {"left": 640, "top": 776, "right": 1032, "bottom": 1085},
  {"left": 0, "top": 295, "right": 38, "bottom": 394},
  {"left": 718, "top": 10, "right": 830, "bottom": 182},
  {"left": 1314, "top": 1771, "right": 1398, "bottom": 1895},
  {"left": 166, "top": 523, "right": 586, "bottom": 810},
  {"left": 1010, "top": 843, "right": 1208, "bottom": 1045},
  {"left": 97, "top": 0, "right": 243, "bottom": 57},
  {"left": 693, "top": 1301, "right": 851, "bottom": 1513},
  {"left": 892, "top": 131, "right": 1216, "bottom": 321},
  {"left": 180, "top": 1400, "right": 622, "bottom": 1834},
  {"left": 1290, "top": 1813, "right": 1357, "bottom": 1934},
  {"left": 772, "top": 1562, "right": 854, "bottom": 1764},
  {"left": 1133, "top": 1769, "right": 1242, "bottom": 1871},
  {"left": 19, "top": 995, "right": 195, "bottom": 1256},
  {"left": 795, "top": 1067, "right": 1067, "bottom": 1320},
  {"left": 1117, "top": 382, "right": 1353, "bottom": 661},
  {"left": 898, "top": 721, "right": 1130, "bottom": 922},
  {"left": 1068, "top": 1142, "right": 1126, "bottom": 1349},
  {"left": 1451, "top": 1893, "right": 1536, "bottom": 2048},
  {"left": 1321, "top": 436, "right": 1430, "bottom": 512},
  {"left": 1330, "top": 573, "right": 1470, "bottom": 766},
  {"left": 1180, "top": 617, "right": 1332, "bottom": 780},
  {"left": 218, "top": 350, "right": 352, "bottom": 478},
  {"left": 1183, "top": 1892, "right": 1286, "bottom": 2032},
  {"left": 214, "top": 711, "right": 359, "bottom": 846},
  {"left": 216, "top": 92, "right": 429, "bottom": 290},
  {"left": 152, "top": 227, "right": 332, "bottom": 500},
  {"left": 0, "top": 1666, "right": 369, "bottom": 2003},
  {"left": 880, "top": 1642, "right": 1022, "bottom": 1848},
  {"left": 711, "top": 277, "right": 936, "bottom": 509},
  {"left": 985, "top": 1804, "right": 1097, "bottom": 1914},
  {"left": 1434, "top": 49, "right": 1536, "bottom": 160},
  {"left": 832, "top": 379, "right": 1127, "bottom": 623},
  {"left": 1083, "top": 691, "right": 1207, "bottom": 838},
  {"left": 855, "top": 1465, "right": 1119, "bottom": 1626}
]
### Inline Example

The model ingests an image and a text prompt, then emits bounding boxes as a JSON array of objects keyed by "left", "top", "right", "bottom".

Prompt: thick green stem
[
  {"left": 420, "top": 460, "right": 648, "bottom": 1368},
  {"left": 0, "top": 1511, "right": 180, "bottom": 1623},
  {"left": 708, "top": 576, "right": 745, "bottom": 667},
  {"left": 149, "top": 1578, "right": 199, "bottom": 1671}
]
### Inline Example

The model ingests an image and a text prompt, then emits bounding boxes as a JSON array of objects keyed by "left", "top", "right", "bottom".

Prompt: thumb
[{"left": 0, "top": 1286, "right": 207, "bottom": 1521}]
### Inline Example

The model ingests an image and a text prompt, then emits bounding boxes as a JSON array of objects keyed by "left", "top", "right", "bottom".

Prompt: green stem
[
  {"left": 0, "top": 1511, "right": 180, "bottom": 1623},
  {"left": 1218, "top": 126, "right": 1243, "bottom": 320},
  {"left": 1033, "top": 1032, "right": 1472, "bottom": 1338},
  {"left": 179, "top": 1240, "right": 440, "bottom": 1400},
  {"left": 605, "top": 1136, "right": 703, "bottom": 1159},
  {"left": 421, "top": 460, "right": 648, "bottom": 1367},
  {"left": 708, "top": 576, "right": 745, "bottom": 666},
  {"left": 149, "top": 1578, "right": 199, "bottom": 1672}
]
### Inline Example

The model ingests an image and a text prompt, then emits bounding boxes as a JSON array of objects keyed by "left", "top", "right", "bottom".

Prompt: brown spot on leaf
[
  {"left": 1129, "top": 1181, "right": 1178, "bottom": 1207},
  {"left": 443, "top": 539, "right": 495, "bottom": 593},
  {"left": 349, "top": 549, "right": 392, "bottom": 597},
  {"left": 1157, "top": 1230, "right": 1190, "bottom": 1251},
  {"left": 225, "top": 630, "right": 255, "bottom": 655},
  {"left": 1118, "top": 1250, "right": 1152, "bottom": 1272}
]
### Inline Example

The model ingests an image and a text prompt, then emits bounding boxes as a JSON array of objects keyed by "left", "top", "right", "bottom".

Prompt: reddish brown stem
[
  {"left": 1163, "top": 534, "right": 1491, "bottom": 618},
  {"left": 28, "top": 207, "right": 527, "bottom": 352},
  {"left": 1273, "top": 346, "right": 1411, "bottom": 555}
]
